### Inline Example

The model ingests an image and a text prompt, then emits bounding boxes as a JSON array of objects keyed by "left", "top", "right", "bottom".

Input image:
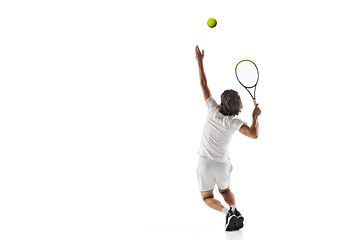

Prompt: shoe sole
[
  {"left": 234, "top": 216, "right": 244, "bottom": 230},
  {"left": 225, "top": 216, "right": 237, "bottom": 231}
]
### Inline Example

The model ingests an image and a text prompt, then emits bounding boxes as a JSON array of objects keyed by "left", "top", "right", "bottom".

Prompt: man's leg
[
  {"left": 201, "top": 190, "right": 225, "bottom": 212},
  {"left": 219, "top": 186, "right": 244, "bottom": 230},
  {"left": 202, "top": 189, "right": 238, "bottom": 231},
  {"left": 219, "top": 187, "right": 236, "bottom": 207}
]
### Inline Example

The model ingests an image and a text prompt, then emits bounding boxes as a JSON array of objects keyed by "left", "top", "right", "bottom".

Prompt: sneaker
[
  {"left": 225, "top": 209, "right": 237, "bottom": 231},
  {"left": 231, "top": 207, "right": 244, "bottom": 230}
]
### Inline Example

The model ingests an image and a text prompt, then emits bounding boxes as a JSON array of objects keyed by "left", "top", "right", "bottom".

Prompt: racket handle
[{"left": 253, "top": 99, "right": 257, "bottom": 106}]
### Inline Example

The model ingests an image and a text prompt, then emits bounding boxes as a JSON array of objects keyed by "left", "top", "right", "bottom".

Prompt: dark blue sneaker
[
  {"left": 231, "top": 207, "right": 244, "bottom": 230},
  {"left": 225, "top": 209, "right": 237, "bottom": 231}
]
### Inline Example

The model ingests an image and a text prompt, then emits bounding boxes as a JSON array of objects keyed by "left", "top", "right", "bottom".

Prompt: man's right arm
[{"left": 239, "top": 104, "right": 261, "bottom": 139}]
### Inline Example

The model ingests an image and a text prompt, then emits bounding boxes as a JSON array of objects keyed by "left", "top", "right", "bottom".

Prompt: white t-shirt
[{"left": 197, "top": 96, "right": 245, "bottom": 163}]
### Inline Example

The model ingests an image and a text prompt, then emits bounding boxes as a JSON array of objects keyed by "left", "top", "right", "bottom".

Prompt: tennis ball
[{"left": 207, "top": 18, "right": 217, "bottom": 28}]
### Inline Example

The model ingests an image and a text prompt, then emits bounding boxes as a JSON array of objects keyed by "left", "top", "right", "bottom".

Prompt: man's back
[{"left": 197, "top": 96, "right": 245, "bottom": 163}]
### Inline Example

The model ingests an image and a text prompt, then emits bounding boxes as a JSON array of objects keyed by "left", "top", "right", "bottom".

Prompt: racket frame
[{"left": 235, "top": 59, "right": 259, "bottom": 106}]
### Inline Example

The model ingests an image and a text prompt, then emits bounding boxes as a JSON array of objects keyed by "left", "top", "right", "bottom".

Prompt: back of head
[{"left": 217, "top": 89, "right": 243, "bottom": 116}]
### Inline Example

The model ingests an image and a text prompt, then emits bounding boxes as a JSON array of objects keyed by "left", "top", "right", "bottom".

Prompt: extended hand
[{"left": 195, "top": 45, "right": 204, "bottom": 62}]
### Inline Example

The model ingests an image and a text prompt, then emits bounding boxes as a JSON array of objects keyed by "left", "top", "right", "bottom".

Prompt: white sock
[
  {"left": 231, "top": 205, "right": 237, "bottom": 210},
  {"left": 221, "top": 207, "right": 229, "bottom": 215}
]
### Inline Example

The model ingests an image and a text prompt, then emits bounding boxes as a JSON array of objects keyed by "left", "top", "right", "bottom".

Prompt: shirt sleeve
[
  {"left": 205, "top": 96, "right": 217, "bottom": 112},
  {"left": 231, "top": 117, "right": 246, "bottom": 132}
]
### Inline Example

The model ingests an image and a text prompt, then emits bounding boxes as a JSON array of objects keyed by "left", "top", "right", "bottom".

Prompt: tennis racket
[{"left": 235, "top": 60, "right": 259, "bottom": 106}]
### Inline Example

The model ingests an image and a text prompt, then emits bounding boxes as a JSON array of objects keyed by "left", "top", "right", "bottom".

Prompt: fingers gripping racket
[{"left": 235, "top": 60, "right": 259, "bottom": 106}]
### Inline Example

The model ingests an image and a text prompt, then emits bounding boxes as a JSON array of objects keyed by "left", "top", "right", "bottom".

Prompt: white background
[{"left": 1, "top": 0, "right": 360, "bottom": 239}]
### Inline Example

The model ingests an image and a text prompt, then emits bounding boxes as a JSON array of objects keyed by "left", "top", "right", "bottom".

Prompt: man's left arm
[{"left": 195, "top": 45, "right": 212, "bottom": 102}]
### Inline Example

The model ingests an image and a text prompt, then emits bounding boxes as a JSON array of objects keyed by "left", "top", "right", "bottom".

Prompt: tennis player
[{"left": 195, "top": 45, "right": 261, "bottom": 231}]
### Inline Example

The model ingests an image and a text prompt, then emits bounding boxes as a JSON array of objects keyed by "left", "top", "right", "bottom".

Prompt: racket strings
[{"left": 235, "top": 60, "right": 258, "bottom": 88}]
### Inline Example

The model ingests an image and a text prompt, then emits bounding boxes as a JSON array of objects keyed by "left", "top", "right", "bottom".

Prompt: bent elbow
[{"left": 251, "top": 133, "right": 258, "bottom": 139}]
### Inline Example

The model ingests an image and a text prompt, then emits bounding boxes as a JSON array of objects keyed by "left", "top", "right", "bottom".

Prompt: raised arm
[
  {"left": 195, "top": 45, "right": 212, "bottom": 102},
  {"left": 239, "top": 104, "right": 261, "bottom": 139}
]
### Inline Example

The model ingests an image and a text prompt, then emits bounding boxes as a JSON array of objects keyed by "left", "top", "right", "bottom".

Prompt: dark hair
[{"left": 216, "top": 89, "right": 242, "bottom": 116}]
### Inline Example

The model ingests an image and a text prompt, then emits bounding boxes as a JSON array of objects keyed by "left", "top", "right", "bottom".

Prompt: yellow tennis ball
[{"left": 207, "top": 18, "right": 217, "bottom": 28}]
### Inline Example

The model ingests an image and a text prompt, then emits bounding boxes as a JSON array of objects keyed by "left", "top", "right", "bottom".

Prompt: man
[{"left": 195, "top": 45, "right": 261, "bottom": 231}]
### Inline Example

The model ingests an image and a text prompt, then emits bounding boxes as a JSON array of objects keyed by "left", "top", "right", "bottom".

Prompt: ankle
[{"left": 221, "top": 207, "right": 229, "bottom": 215}]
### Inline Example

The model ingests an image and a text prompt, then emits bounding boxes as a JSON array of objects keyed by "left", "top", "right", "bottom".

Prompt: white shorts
[{"left": 196, "top": 157, "right": 233, "bottom": 192}]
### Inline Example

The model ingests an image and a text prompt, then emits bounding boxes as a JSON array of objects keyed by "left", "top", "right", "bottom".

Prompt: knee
[
  {"left": 202, "top": 195, "right": 213, "bottom": 202},
  {"left": 201, "top": 192, "right": 214, "bottom": 202},
  {"left": 219, "top": 188, "right": 230, "bottom": 195}
]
